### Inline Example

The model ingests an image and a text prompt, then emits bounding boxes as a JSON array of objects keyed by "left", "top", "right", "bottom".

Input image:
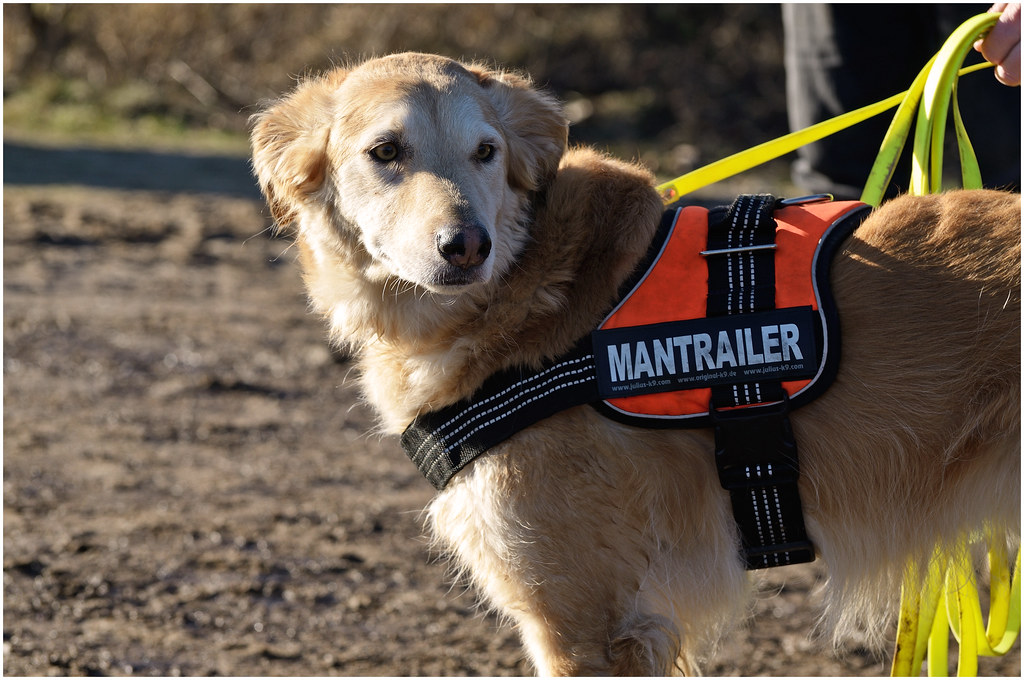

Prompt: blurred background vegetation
[{"left": 3, "top": 3, "right": 789, "bottom": 181}]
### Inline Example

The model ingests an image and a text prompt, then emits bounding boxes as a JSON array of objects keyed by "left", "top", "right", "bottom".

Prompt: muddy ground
[{"left": 3, "top": 143, "right": 1019, "bottom": 676}]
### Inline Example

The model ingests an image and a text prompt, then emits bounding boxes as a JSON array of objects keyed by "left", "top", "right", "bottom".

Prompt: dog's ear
[
  {"left": 469, "top": 66, "right": 568, "bottom": 192},
  {"left": 250, "top": 70, "right": 345, "bottom": 226}
]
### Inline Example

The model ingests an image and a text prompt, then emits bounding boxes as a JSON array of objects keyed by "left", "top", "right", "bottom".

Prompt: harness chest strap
[
  {"left": 706, "top": 194, "right": 812, "bottom": 568},
  {"left": 401, "top": 194, "right": 871, "bottom": 570}
]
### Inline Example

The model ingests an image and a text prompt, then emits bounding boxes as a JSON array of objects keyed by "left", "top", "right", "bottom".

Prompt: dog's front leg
[
  {"left": 428, "top": 475, "right": 680, "bottom": 674},
  {"left": 426, "top": 411, "right": 747, "bottom": 676}
]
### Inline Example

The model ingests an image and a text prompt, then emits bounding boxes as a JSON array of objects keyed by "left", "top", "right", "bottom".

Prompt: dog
[{"left": 250, "top": 52, "right": 1020, "bottom": 674}]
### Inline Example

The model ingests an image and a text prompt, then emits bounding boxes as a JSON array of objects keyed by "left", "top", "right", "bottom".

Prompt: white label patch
[{"left": 592, "top": 307, "right": 818, "bottom": 399}]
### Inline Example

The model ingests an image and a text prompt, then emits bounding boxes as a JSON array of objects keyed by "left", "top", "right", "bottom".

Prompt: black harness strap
[
  {"left": 401, "top": 342, "right": 600, "bottom": 490},
  {"left": 704, "top": 194, "right": 815, "bottom": 569}
]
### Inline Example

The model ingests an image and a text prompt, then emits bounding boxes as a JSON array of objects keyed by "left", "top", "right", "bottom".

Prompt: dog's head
[{"left": 251, "top": 53, "right": 568, "bottom": 294}]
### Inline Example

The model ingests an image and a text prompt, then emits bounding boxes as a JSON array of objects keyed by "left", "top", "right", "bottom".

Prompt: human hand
[{"left": 974, "top": 3, "right": 1021, "bottom": 86}]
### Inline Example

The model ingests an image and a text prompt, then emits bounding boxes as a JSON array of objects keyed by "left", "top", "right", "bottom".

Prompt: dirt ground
[{"left": 3, "top": 143, "right": 1019, "bottom": 676}]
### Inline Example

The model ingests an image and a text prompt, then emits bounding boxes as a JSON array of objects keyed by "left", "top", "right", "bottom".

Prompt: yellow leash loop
[
  {"left": 898, "top": 546, "right": 1022, "bottom": 677},
  {"left": 862, "top": 12, "right": 999, "bottom": 204}
]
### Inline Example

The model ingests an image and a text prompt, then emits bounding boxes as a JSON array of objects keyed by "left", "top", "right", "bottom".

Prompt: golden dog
[{"left": 250, "top": 52, "right": 1020, "bottom": 674}]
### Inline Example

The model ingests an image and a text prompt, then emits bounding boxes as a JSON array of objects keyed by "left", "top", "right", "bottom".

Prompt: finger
[
  {"left": 975, "top": 3, "right": 1021, "bottom": 63},
  {"left": 995, "top": 42, "right": 1021, "bottom": 85},
  {"left": 973, "top": 4, "right": 1007, "bottom": 52}
]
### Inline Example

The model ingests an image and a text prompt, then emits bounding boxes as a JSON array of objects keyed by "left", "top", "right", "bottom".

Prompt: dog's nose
[{"left": 436, "top": 224, "right": 492, "bottom": 269}]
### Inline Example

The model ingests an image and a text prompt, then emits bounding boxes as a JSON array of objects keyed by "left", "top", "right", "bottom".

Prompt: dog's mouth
[{"left": 430, "top": 263, "right": 492, "bottom": 290}]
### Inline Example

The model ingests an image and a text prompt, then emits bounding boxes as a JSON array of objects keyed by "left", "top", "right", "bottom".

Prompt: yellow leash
[
  {"left": 656, "top": 88, "right": 907, "bottom": 203},
  {"left": 656, "top": 11, "right": 1020, "bottom": 676},
  {"left": 655, "top": 17, "right": 997, "bottom": 207}
]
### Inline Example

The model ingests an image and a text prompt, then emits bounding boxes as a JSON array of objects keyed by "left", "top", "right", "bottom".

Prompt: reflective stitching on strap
[
  {"left": 422, "top": 359, "right": 596, "bottom": 481},
  {"left": 403, "top": 339, "right": 602, "bottom": 490},
  {"left": 742, "top": 197, "right": 756, "bottom": 313},
  {"left": 717, "top": 195, "right": 773, "bottom": 409},
  {"left": 745, "top": 463, "right": 799, "bottom": 568},
  {"left": 747, "top": 466, "right": 767, "bottom": 552},
  {"left": 729, "top": 197, "right": 745, "bottom": 311},
  {"left": 410, "top": 354, "right": 594, "bottom": 462}
]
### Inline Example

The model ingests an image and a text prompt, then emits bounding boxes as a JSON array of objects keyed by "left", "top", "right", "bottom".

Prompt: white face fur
[{"left": 325, "top": 75, "right": 524, "bottom": 295}]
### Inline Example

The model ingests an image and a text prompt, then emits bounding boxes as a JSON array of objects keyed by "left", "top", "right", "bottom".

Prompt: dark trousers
[{"left": 784, "top": 4, "right": 1021, "bottom": 199}]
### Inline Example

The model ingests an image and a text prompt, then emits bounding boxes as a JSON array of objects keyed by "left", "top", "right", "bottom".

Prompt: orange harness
[{"left": 593, "top": 195, "right": 870, "bottom": 425}]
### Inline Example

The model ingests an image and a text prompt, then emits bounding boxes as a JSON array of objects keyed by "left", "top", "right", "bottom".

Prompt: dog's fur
[{"left": 251, "top": 52, "right": 1021, "bottom": 674}]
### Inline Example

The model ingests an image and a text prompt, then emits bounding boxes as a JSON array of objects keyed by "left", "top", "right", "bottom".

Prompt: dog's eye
[
  {"left": 474, "top": 144, "right": 495, "bottom": 162},
  {"left": 371, "top": 143, "right": 400, "bottom": 163}
]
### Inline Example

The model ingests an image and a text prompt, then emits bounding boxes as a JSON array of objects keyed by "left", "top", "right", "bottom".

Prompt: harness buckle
[
  {"left": 778, "top": 193, "right": 834, "bottom": 206},
  {"left": 709, "top": 396, "right": 799, "bottom": 491},
  {"left": 699, "top": 243, "right": 777, "bottom": 258}
]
